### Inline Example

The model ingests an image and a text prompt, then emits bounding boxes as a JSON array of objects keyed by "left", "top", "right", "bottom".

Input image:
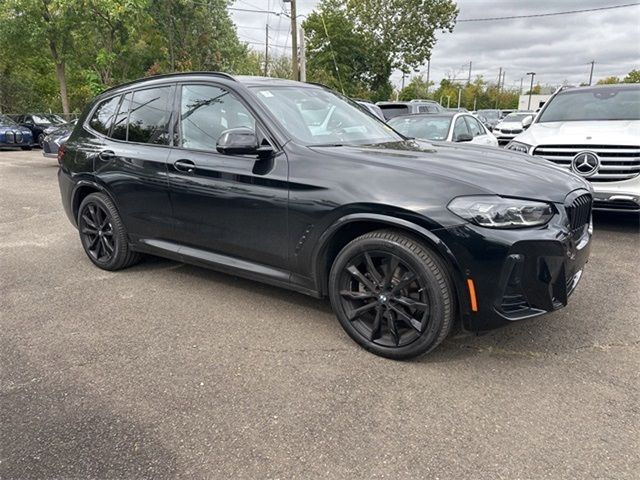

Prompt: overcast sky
[{"left": 230, "top": 0, "right": 640, "bottom": 89}]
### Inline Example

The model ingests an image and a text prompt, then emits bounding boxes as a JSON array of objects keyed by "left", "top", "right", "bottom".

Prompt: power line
[{"left": 458, "top": 2, "right": 640, "bottom": 22}]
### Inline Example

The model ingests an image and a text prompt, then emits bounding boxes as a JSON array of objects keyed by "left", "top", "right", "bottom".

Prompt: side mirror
[
  {"left": 216, "top": 127, "right": 259, "bottom": 155},
  {"left": 454, "top": 133, "right": 473, "bottom": 142},
  {"left": 522, "top": 115, "right": 533, "bottom": 129}
]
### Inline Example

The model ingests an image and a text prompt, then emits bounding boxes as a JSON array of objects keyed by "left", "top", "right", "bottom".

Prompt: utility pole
[
  {"left": 495, "top": 67, "right": 502, "bottom": 108},
  {"left": 446, "top": 95, "right": 451, "bottom": 108},
  {"left": 264, "top": 24, "right": 269, "bottom": 76},
  {"left": 519, "top": 77, "right": 523, "bottom": 95},
  {"left": 401, "top": 71, "right": 408, "bottom": 90},
  {"left": 527, "top": 71, "right": 536, "bottom": 110},
  {"left": 299, "top": 27, "right": 306, "bottom": 82},
  {"left": 290, "top": 0, "right": 298, "bottom": 80},
  {"left": 457, "top": 87, "right": 462, "bottom": 109},
  {"left": 467, "top": 61, "right": 472, "bottom": 85},
  {"left": 588, "top": 60, "right": 595, "bottom": 85}
]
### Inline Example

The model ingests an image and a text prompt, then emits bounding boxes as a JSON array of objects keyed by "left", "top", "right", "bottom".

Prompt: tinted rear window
[
  {"left": 89, "top": 96, "right": 120, "bottom": 135},
  {"left": 379, "top": 105, "right": 409, "bottom": 119},
  {"left": 127, "top": 87, "right": 173, "bottom": 144}
]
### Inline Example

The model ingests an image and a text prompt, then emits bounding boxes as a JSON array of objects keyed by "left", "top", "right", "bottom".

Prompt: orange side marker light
[{"left": 467, "top": 279, "right": 478, "bottom": 312}]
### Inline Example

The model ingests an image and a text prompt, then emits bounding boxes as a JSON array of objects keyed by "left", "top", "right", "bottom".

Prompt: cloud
[{"left": 230, "top": 0, "right": 640, "bottom": 88}]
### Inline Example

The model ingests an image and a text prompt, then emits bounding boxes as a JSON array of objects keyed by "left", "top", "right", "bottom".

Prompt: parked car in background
[
  {"left": 507, "top": 83, "right": 640, "bottom": 213},
  {"left": 377, "top": 100, "right": 444, "bottom": 120},
  {"left": 492, "top": 111, "right": 534, "bottom": 146},
  {"left": 0, "top": 114, "right": 33, "bottom": 150},
  {"left": 13, "top": 113, "right": 65, "bottom": 147},
  {"left": 476, "top": 109, "right": 502, "bottom": 130},
  {"left": 354, "top": 100, "right": 385, "bottom": 121},
  {"left": 388, "top": 112, "right": 498, "bottom": 147},
  {"left": 58, "top": 72, "right": 592, "bottom": 359},
  {"left": 42, "top": 119, "right": 77, "bottom": 158}
]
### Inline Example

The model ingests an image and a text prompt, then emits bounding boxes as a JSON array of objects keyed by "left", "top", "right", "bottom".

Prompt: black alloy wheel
[
  {"left": 329, "top": 230, "right": 454, "bottom": 359},
  {"left": 77, "top": 192, "right": 141, "bottom": 271},
  {"left": 37, "top": 133, "right": 45, "bottom": 147}
]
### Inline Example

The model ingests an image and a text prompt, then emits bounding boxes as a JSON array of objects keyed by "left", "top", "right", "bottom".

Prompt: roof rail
[{"left": 100, "top": 71, "right": 237, "bottom": 95}]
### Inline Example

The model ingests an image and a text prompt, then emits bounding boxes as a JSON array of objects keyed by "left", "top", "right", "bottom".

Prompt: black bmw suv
[{"left": 58, "top": 72, "right": 593, "bottom": 359}]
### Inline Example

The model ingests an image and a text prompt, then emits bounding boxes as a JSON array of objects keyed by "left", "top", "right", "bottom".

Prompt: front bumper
[
  {"left": 436, "top": 207, "right": 591, "bottom": 331},
  {"left": 591, "top": 177, "right": 640, "bottom": 213},
  {"left": 493, "top": 131, "right": 522, "bottom": 146}
]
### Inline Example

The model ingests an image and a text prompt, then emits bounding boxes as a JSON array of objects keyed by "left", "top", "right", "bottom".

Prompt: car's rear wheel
[
  {"left": 37, "top": 133, "right": 45, "bottom": 147},
  {"left": 77, "top": 192, "right": 141, "bottom": 271},
  {"left": 329, "top": 230, "right": 455, "bottom": 360}
]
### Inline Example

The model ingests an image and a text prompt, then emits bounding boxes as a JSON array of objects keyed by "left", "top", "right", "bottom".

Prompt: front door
[{"left": 167, "top": 83, "right": 289, "bottom": 270}]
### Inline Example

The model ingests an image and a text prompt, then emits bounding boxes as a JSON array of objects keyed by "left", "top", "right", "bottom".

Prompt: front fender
[{"left": 311, "top": 213, "right": 470, "bottom": 317}]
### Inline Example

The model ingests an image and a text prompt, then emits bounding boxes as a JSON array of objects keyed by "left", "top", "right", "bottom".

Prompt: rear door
[
  {"left": 166, "top": 82, "right": 289, "bottom": 270},
  {"left": 92, "top": 85, "right": 175, "bottom": 242}
]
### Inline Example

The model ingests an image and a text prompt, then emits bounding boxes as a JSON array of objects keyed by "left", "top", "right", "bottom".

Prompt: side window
[
  {"left": 111, "top": 93, "right": 131, "bottom": 141},
  {"left": 127, "top": 87, "right": 173, "bottom": 145},
  {"left": 89, "top": 96, "right": 120, "bottom": 136},
  {"left": 453, "top": 117, "right": 470, "bottom": 139},
  {"left": 180, "top": 84, "right": 256, "bottom": 151},
  {"left": 417, "top": 105, "right": 429, "bottom": 113},
  {"left": 465, "top": 116, "right": 483, "bottom": 137}
]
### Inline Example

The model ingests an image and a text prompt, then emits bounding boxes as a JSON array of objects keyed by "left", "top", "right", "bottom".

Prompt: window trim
[
  {"left": 173, "top": 81, "right": 281, "bottom": 156},
  {"left": 464, "top": 115, "right": 484, "bottom": 137}
]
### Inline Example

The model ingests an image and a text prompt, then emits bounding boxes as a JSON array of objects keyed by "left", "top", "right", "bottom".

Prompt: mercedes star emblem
[{"left": 572, "top": 151, "right": 600, "bottom": 177}]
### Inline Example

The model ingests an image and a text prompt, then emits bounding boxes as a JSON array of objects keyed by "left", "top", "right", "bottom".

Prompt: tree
[
  {"left": 597, "top": 76, "right": 620, "bottom": 85},
  {"left": 303, "top": 0, "right": 457, "bottom": 100},
  {"left": 623, "top": 69, "right": 640, "bottom": 83},
  {"left": 399, "top": 75, "right": 432, "bottom": 101},
  {"left": 0, "top": 0, "right": 83, "bottom": 116}
]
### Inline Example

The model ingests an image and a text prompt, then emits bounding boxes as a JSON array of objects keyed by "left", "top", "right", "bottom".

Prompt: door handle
[
  {"left": 98, "top": 150, "right": 115, "bottom": 161},
  {"left": 174, "top": 159, "right": 196, "bottom": 173}
]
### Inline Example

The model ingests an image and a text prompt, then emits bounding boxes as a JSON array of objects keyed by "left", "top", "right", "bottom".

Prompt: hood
[
  {"left": 310, "top": 140, "right": 589, "bottom": 203},
  {"left": 495, "top": 121, "right": 523, "bottom": 129},
  {"left": 513, "top": 120, "right": 640, "bottom": 147}
]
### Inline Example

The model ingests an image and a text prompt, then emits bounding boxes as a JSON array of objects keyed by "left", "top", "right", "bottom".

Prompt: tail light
[{"left": 57, "top": 144, "right": 66, "bottom": 165}]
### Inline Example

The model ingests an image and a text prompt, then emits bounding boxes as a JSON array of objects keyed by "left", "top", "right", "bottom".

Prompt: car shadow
[
  {"left": 593, "top": 211, "right": 639, "bottom": 234},
  {"left": 123, "top": 255, "right": 579, "bottom": 364}
]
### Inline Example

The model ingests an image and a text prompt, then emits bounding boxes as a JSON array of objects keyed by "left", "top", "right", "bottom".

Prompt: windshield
[
  {"left": 477, "top": 110, "right": 500, "bottom": 119},
  {"left": 503, "top": 113, "right": 532, "bottom": 122},
  {"left": 539, "top": 86, "right": 640, "bottom": 122},
  {"left": 251, "top": 86, "right": 402, "bottom": 146},
  {"left": 387, "top": 115, "right": 451, "bottom": 141},
  {"left": 0, "top": 114, "right": 17, "bottom": 126},
  {"left": 33, "top": 114, "right": 65, "bottom": 125}
]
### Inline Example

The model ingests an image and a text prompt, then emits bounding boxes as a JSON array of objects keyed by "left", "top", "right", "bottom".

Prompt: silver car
[{"left": 506, "top": 84, "right": 640, "bottom": 213}]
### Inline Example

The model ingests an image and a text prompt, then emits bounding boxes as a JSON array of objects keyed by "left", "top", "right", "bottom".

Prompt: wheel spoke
[
  {"left": 88, "top": 205, "right": 99, "bottom": 226},
  {"left": 347, "top": 301, "right": 378, "bottom": 321},
  {"left": 389, "top": 304, "right": 423, "bottom": 333},
  {"left": 390, "top": 271, "right": 417, "bottom": 295},
  {"left": 382, "top": 255, "right": 399, "bottom": 289},
  {"left": 340, "top": 290, "right": 376, "bottom": 301},
  {"left": 82, "top": 213, "right": 97, "bottom": 229},
  {"left": 364, "top": 252, "right": 382, "bottom": 285},
  {"left": 94, "top": 235, "right": 103, "bottom": 258},
  {"left": 369, "top": 306, "right": 383, "bottom": 341},
  {"left": 100, "top": 217, "right": 109, "bottom": 229},
  {"left": 88, "top": 235, "right": 99, "bottom": 249},
  {"left": 102, "top": 236, "right": 114, "bottom": 253},
  {"left": 81, "top": 227, "right": 97, "bottom": 235},
  {"left": 386, "top": 310, "right": 400, "bottom": 346},
  {"left": 394, "top": 296, "right": 429, "bottom": 311},
  {"left": 346, "top": 265, "right": 376, "bottom": 292}
]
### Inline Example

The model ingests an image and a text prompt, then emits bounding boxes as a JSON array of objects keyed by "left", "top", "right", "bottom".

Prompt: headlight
[
  {"left": 505, "top": 141, "right": 531, "bottom": 154},
  {"left": 448, "top": 196, "right": 555, "bottom": 229}
]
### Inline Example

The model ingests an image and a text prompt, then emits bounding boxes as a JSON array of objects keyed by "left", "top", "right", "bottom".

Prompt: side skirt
[{"left": 132, "top": 239, "right": 323, "bottom": 299}]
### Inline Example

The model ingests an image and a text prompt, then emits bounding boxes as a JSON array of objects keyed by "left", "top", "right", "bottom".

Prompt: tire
[
  {"left": 329, "top": 230, "right": 455, "bottom": 360},
  {"left": 77, "top": 192, "right": 141, "bottom": 271},
  {"left": 37, "top": 133, "right": 45, "bottom": 147}
]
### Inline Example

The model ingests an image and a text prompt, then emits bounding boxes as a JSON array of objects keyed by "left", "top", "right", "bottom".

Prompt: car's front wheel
[
  {"left": 329, "top": 230, "right": 455, "bottom": 360},
  {"left": 77, "top": 192, "right": 141, "bottom": 271}
]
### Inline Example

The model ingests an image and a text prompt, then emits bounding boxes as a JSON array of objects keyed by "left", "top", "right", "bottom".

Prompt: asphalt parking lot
[{"left": 1, "top": 150, "right": 638, "bottom": 479}]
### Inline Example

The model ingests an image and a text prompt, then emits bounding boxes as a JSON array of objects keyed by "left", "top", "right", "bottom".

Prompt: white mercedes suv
[{"left": 506, "top": 84, "right": 640, "bottom": 213}]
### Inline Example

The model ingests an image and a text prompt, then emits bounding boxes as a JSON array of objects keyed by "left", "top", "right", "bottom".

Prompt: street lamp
[{"left": 526, "top": 72, "right": 536, "bottom": 110}]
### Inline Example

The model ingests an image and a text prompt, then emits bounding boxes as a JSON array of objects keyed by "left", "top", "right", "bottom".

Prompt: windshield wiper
[{"left": 308, "top": 143, "right": 346, "bottom": 147}]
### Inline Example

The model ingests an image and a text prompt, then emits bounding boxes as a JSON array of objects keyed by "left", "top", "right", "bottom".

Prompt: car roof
[
  {"left": 558, "top": 83, "right": 639, "bottom": 94},
  {"left": 388, "top": 112, "right": 457, "bottom": 121}
]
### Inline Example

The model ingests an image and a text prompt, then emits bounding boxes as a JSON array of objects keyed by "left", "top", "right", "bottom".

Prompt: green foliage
[
  {"left": 398, "top": 75, "right": 432, "bottom": 101},
  {"left": 623, "top": 69, "right": 640, "bottom": 83},
  {"left": 418, "top": 76, "right": 519, "bottom": 110},
  {"left": 303, "top": 0, "right": 456, "bottom": 101},
  {"left": 597, "top": 76, "right": 621, "bottom": 85}
]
